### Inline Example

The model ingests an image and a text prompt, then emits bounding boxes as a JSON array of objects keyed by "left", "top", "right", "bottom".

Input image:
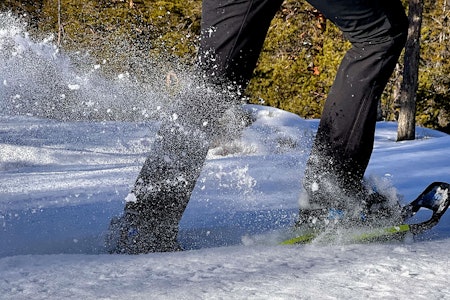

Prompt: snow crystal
[
  {"left": 68, "top": 84, "right": 80, "bottom": 90},
  {"left": 1, "top": 12, "right": 450, "bottom": 299},
  {"left": 124, "top": 193, "right": 137, "bottom": 203}
]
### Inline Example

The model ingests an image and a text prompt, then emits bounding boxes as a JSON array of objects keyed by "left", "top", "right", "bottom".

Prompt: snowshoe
[
  {"left": 283, "top": 182, "right": 450, "bottom": 245},
  {"left": 401, "top": 181, "right": 450, "bottom": 234}
]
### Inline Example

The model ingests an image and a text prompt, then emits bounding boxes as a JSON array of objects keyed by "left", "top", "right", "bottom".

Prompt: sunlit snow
[{"left": 1, "top": 11, "right": 450, "bottom": 300}]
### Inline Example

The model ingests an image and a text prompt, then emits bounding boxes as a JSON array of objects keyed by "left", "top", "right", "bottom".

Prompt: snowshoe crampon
[{"left": 282, "top": 182, "right": 450, "bottom": 245}]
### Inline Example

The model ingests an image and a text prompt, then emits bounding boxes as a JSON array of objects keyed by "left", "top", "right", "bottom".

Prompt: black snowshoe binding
[
  {"left": 296, "top": 185, "right": 403, "bottom": 231},
  {"left": 290, "top": 182, "right": 450, "bottom": 245},
  {"left": 401, "top": 182, "right": 450, "bottom": 234}
]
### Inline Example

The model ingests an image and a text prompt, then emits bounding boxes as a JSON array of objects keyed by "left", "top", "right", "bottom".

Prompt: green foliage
[
  {"left": 414, "top": 0, "right": 450, "bottom": 132},
  {"left": 1, "top": 0, "right": 449, "bottom": 132},
  {"left": 32, "top": 0, "right": 201, "bottom": 77},
  {"left": 0, "top": 0, "right": 43, "bottom": 28},
  {"left": 246, "top": 1, "right": 349, "bottom": 119}
]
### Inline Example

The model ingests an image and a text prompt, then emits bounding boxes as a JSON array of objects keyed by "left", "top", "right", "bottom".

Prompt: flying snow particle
[
  {"left": 311, "top": 182, "right": 319, "bottom": 192},
  {"left": 68, "top": 84, "right": 80, "bottom": 90},
  {"left": 125, "top": 193, "right": 137, "bottom": 203}
]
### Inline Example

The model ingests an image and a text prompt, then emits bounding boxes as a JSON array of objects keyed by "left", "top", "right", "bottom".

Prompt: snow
[
  {"left": 1, "top": 12, "right": 450, "bottom": 299},
  {"left": 1, "top": 108, "right": 450, "bottom": 299},
  {"left": 2, "top": 242, "right": 450, "bottom": 299}
]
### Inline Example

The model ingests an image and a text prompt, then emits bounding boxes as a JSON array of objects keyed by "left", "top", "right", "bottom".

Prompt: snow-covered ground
[
  {"left": 1, "top": 12, "right": 450, "bottom": 300},
  {"left": 2, "top": 106, "right": 450, "bottom": 299}
]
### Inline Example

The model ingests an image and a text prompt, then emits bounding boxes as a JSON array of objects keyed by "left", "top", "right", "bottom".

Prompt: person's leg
[
  {"left": 302, "top": 0, "right": 408, "bottom": 210},
  {"left": 199, "top": 0, "right": 284, "bottom": 90},
  {"left": 110, "top": 0, "right": 283, "bottom": 254}
]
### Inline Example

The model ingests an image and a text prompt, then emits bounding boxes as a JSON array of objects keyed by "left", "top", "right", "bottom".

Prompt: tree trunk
[{"left": 397, "top": 0, "right": 424, "bottom": 141}]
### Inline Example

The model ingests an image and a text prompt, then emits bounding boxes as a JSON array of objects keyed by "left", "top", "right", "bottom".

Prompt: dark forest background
[{"left": 2, "top": 0, "right": 449, "bottom": 133}]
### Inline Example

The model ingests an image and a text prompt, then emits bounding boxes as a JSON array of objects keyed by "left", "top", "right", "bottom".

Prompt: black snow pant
[
  {"left": 200, "top": 0, "right": 408, "bottom": 208},
  {"left": 121, "top": 0, "right": 408, "bottom": 252}
]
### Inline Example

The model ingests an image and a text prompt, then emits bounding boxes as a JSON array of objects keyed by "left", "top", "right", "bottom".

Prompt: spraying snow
[{"left": 1, "top": 12, "right": 450, "bottom": 299}]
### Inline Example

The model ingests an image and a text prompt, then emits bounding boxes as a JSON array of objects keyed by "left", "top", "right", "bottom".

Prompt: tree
[
  {"left": 415, "top": 0, "right": 450, "bottom": 134},
  {"left": 2, "top": 0, "right": 449, "bottom": 132},
  {"left": 246, "top": 2, "right": 349, "bottom": 118},
  {"left": 397, "top": 0, "right": 424, "bottom": 141},
  {"left": 0, "top": 0, "right": 44, "bottom": 30}
]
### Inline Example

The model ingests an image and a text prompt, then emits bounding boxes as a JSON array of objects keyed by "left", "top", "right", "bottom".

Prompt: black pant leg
[
  {"left": 199, "top": 0, "right": 283, "bottom": 90},
  {"left": 116, "top": 0, "right": 283, "bottom": 253},
  {"left": 303, "top": 0, "right": 408, "bottom": 207}
]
